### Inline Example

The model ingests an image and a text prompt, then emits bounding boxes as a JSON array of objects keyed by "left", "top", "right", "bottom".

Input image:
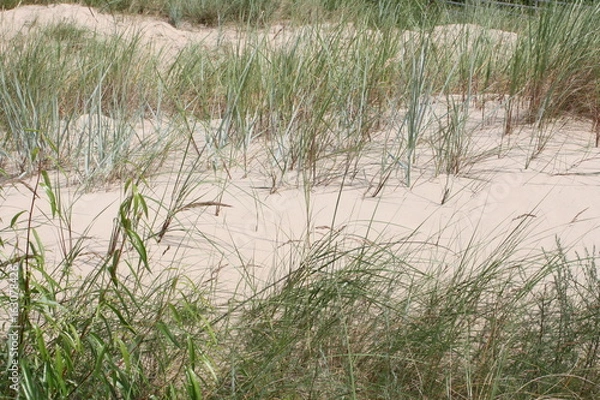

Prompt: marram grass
[
  {"left": 1, "top": 180, "right": 599, "bottom": 398},
  {"left": 1, "top": 1, "right": 600, "bottom": 398}
]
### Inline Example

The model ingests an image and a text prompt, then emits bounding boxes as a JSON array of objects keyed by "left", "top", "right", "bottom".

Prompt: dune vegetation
[{"left": 1, "top": 0, "right": 600, "bottom": 398}]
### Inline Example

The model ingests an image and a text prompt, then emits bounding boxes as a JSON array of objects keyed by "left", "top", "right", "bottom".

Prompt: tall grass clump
[
  {"left": 513, "top": 1, "right": 600, "bottom": 145},
  {"left": 259, "top": 23, "right": 401, "bottom": 186},
  {"left": 0, "top": 172, "right": 220, "bottom": 398},
  {"left": 0, "top": 23, "right": 168, "bottom": 183},
  {"left": 427, "top": 23, "right": 508, "bottom": 188},
  {"left": 212, "top": 225, "right": 600, "bottom": 399},
  {"left": 165, "top": 21, "right": 404, "bottom": 188}
]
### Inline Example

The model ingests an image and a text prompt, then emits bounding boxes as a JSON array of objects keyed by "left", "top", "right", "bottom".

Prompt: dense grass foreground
[
  {"left": 1, "top": 175, "right": 599, "bottom": 398},
  {"left": 221, "top": 235, "right": 600, "bottom": 399}
]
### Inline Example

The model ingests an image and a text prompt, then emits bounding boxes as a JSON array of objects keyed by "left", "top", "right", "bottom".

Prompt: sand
[{"left": 0, "top": 4, "right": 598, "bottom": 299}]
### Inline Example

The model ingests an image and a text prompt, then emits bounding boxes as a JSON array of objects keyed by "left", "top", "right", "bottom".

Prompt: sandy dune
[{"left": 1, "top": 4, "right": 598, "bottom": 299}]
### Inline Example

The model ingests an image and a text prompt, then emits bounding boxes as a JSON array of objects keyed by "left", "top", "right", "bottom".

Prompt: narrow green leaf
[
  {"left": 185, "top": 367, "right": 203, "bottom": 400},
  {"left": 156, "top": 321, "right": 180, "bottom": 347},
  {"left": 117, "top": 339, "right": 131, "bottom": 372},
  {"left": 126, "top": 228, "right": 149, "bottom": 271},
  {"left": 41, "top": 170, "right": 57, "bottom": 218},
  {"left": 10, "top": 210, "right": 27, "bottom": 228}
]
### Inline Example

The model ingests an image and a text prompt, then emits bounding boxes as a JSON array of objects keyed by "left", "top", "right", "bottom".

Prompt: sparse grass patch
[{"left": 0, "top": 23, "right": 167, "bottom": 183}]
